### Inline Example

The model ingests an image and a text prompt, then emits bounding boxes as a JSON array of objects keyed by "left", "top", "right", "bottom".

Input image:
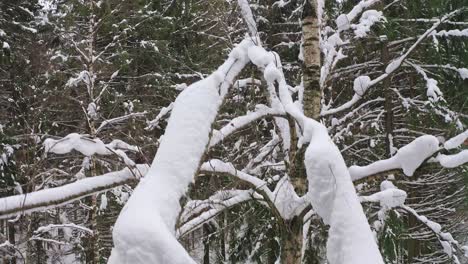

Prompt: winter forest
[{"left": 0, "top": 0, "right": 467, "bottom": 263}]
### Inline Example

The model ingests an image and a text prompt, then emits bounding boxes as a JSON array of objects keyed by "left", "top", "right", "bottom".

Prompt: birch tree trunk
[
  {"left": 280, "top": 217, "right": 303, "bottom": 264},
  {"left": 301, "top": 0, "right": 321, "bottom": 119},
  {"left": 289, "top": 0, "right": 321, "bottom": 191},
  {"left": 280, "top": 1, "right": 322, "bottom": 262}
]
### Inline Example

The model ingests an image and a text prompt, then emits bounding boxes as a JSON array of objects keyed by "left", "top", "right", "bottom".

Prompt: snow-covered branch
[
  {"left": 201, "top": 159, "right": 271, "bottom": 197},
  {"left": 209, "top": 105, "right": 285, "bottom": 148},
  {"left": 177, "top": 190, "right": 256, "bottom": 238},
  {"left": 109, "top": 38, "right": 255, "bottom": 264},
  {"left": 444, "top": 130, "right": 468, "bottom": 149},
  {"left": 145, "top": 103, "right": 174, "bottom": 131},
  {"left": 350, "top": 132, "right": 468, "bottom": 181},
  {"left": 349, "top": 135, "right": 440, "bottom": 180},
  {"left": 322, "top": 8, "right": 464, "bottom": 116},
  {"left": 201, "top": 160, "right": 308, "bottom": 220},
  {"left": 96, "top": 112, "right": 147, "bottom": 134},
  {"left": 44, "top": 133, "right": 139, "bottom": 166},
  {"left": 435, "top": 151, "right": 468, "bottom": 168},
  {"left": 237, "top": 0, "right": 258, "bottom": 39},
  {"left": 35, "top": 223, "right": 93, "bottom": 235},
  {"left": 0, "top": 165, "right": 148, "bottom": 219},
  {"left": 400, "top": 204, "right": 462, "bottom": 263}
]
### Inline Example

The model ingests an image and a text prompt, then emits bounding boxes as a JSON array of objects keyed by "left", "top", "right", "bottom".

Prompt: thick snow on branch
[
  {"left": 44, "top": 133, "right": 139, "bottom": 156},
  {"left": 347, "top": 0, "right": 382, "bottom": 22},
  {"left": 108, "top": 39, "right": 254, "bottom": 264},
  {"left": 436, "top": 151, "right": 468, "bottom": 168},
  {"left": 360, "top": 183, "right": 407, "bottom": 209},
  {"left": 444, "top": 130, "right": 468, "bottom": 149},
  {"left": 352, "top": 10, "right": 386, "bottom": 38},
  {"left": 350, "top": 132, "right": 468, "bottom": 180},
  {"left": 360, "top": 180, "right": 406, "bottom": 233},
  {"left": 349, "top": 135, "right": 440, "bottom": 180},
  {"left": 247, "top": 42, "right": 383, "bottom": 263},
  {"left": 237, "top": 0, "right": 258, "bottom": 38},
  {"left": 336, "top": 0, "right": 382, "bottom": 31},
  {"left": 44, "top": 134, "right": 139, "bottom": 166},
  {"left": 0, "top": 165, "right": 148, "bottom": 219},
  {"left": 304, "top": 121, "right": 384, "bottom": 264}
]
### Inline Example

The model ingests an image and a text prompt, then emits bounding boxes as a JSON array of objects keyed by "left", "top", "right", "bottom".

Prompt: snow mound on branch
[
  {"left": 336, "top": 14, "right": 350, "bottom": 31},
  {"left": 396, "top": 135, "right": 439, "bottom": 175},
  {"left": 304, "top": 121, "right": 384, "bottom": 264},
  {"left": 458, "top": 68, "right": 468, "bottom": 80},
  {"left": 353, "top": 76, "right": 371, "bottom": 96},
  {"left": 44, "top": 133, "right": 108, "bottom": 156},
  {"left": 44, "top": 134, "right": 138, "bottom": 157},
  {"left": 349, "top": 135, "right": 440, "bottom": 180},
  {"left": 106, "top": 139, "right": 139, "bottom": 152},
  {"left": 272, "top": 176, "right": 304, "bottom": 220},
  {"left": 380, "top": 179, "right": 396, "bottom": 191},
  {"left": 436, "top": 151, "right": 468, "bottom": 168},
  {"left": 87, "top": 102, "right": 99, "bottom": 120},
  {"left": 248, "top": 45, "right": 275, "bottom": 68},
  {"left": 426, "top": 78, "right": 442, "bottom": 101},
  {"left": 352, "top": 10, "right": 386, "bottom": 38},
  {"left": 365, "top": 181, "right": 407, "bottom": 209},
  {"left": 385, "top": 58, "right": 403, "bottom": 74},
  {"left": 264, "top": 62, "right": 282, "bottom": 83}
]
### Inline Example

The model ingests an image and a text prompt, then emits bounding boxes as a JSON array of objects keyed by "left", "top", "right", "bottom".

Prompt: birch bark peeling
[{"left": 302, "top": 0, "right": 321, "bottom": 119}]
